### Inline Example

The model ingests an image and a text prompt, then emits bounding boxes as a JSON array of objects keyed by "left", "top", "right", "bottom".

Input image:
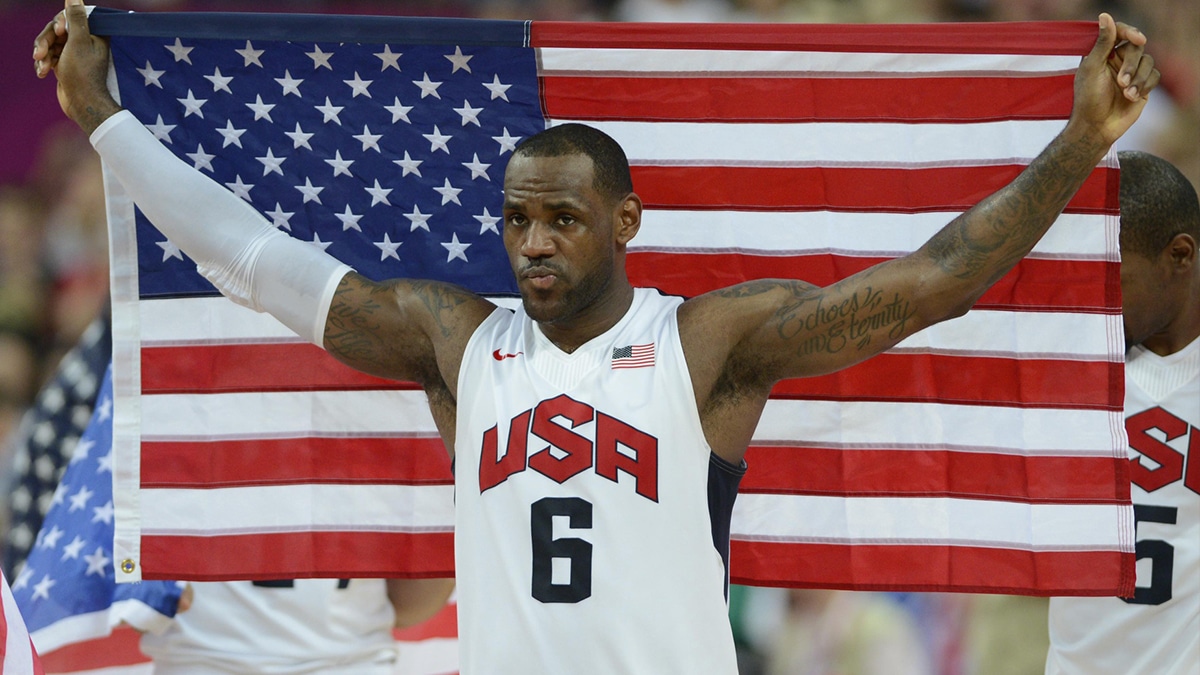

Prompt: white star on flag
[
  {"left": 475, "top": 207, "right": 500, "bottom": 234},
  {"left": 413, "top": 72, "right": 443, "bottom": 99},
  {"left": 275, "top": 70, "right": 304, "bottom": 97},
  {"left": 336, "top": 205, "right": 363, "bottom": 231},
  {"left": 445, "top": 46, "right": 473, "bottom": 73},
  {"left": 375, "top": 45, "right": 402, "bottom": 71},
  {"left": 483, "top": 74, "right": 511, "bottom": 101},
  {"left": 235, "top": 40, "right": 264, "bottom": 67},
  {"left": 267, "top": 203, "right": 294, "bottom": 230},
  {"left": 345, "top": 72, "right": 374, "bottom": 97},
  {"left": 375, "top": 233, "right": 402, "bottom": 260},
  {"left": 325, "top": 151, "right": 355, "bottom": 177},
  {"left": 217, "top": 120, "right": 246, "bottom": 148},
  {"left": 307, "top": 44, "right": 334, "bottom": 70},
  {"left": 285, "top": 122, "right": 314, "bottom": 150},
  {"left": 204, "top": 67, "right": 234, "bottom": 93},
  {"left": 441, "top": 233, "right": 471, "bottom": 262},
  {"left": 394, "top": 151, "right": 423, "bottom": 177},
  {"left": 434, "top": 178, "right": 463, "bottom": 205},
  {"left": 256, "top": 148, "right": 286, "bottom": 176},
  {"left": 246, "top": 94, "right": 276, "bottom": 121},
  {"left": 454, "top": 100, "right": 483, "bottom": 127},
  {"left": 137, "top": 60, "right": 165, "bottom": 88},
  {"left": 146, "top": 115, "right": 175, "bottom": 142},
  {"left": 164, "top": 37, "right": 192, "bottom": 63},
  {"left": 186, "top": 144, "right": 215, "bottom": 171},
  {"left": 177, "top": 89, "right": 207, "bottom": 118},
  {"left": 365, "top": 180, "right": 393, "bottom": 206}
]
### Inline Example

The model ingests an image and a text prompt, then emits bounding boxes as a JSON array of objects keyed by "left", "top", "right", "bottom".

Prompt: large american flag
[{"left": 91, "top": 10, "right": 1133, "bottom": 595}]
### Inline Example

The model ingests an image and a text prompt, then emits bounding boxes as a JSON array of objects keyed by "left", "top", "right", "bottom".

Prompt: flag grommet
[{"left": 120, "top": 559, "right": 136, "bottom": 574}]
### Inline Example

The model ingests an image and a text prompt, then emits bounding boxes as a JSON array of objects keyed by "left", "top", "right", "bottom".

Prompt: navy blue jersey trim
[
  {"left": 89, "top": 8, "right": 528, "bottom": 46},
  {"left": 707, "top": 452, "right": 746, "bottom": 599}
]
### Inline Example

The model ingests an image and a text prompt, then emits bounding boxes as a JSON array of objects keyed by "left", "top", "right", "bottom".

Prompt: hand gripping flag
[
  {"left": 90, "top": 9, "right": 1133, "bottom": 595},
  {"left": 11, "top": 364, "right": 183, "bottom": 656}
]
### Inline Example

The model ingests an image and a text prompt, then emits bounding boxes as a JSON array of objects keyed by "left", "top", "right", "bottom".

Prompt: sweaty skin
[{"left": 35, "top": 1, "right": 1160, "bottom": 468}]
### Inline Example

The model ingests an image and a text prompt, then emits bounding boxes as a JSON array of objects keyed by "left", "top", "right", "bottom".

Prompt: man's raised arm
[
  {"left": 682, "top": 13, "right": 1160, "bottom": 391},
  {"left": 34, "top": 0, "right": 496, "bottom": 389}
]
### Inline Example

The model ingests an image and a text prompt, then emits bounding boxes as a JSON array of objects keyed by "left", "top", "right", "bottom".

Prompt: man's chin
[{"left": 520, "top": 294, "right": 568, "bottom": 324}]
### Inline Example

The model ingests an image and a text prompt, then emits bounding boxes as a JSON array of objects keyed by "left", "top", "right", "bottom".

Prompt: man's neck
[{"left": 538, "top": 283, "right": 636, "bottom": 354}]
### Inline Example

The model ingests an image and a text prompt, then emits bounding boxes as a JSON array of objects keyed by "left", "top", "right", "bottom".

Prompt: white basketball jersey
[
  {"left": 455, "top": 288, "right": 744, "bottom": 674},
  {"left": 1046, "top": 336, "right": 1200, "bottom": 674},
  {"left": 141, "top": 579, "right": 397, "bottom": 674}
]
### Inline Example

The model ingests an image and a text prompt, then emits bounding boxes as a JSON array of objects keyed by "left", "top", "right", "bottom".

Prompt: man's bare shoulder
[{"left": 324, "top": 272, "right": 500, "bottom": 387}]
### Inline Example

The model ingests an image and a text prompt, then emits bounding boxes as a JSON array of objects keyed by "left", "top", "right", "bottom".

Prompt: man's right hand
[{"left": 33, "top": 0, "right": 122, "bottom": 134}]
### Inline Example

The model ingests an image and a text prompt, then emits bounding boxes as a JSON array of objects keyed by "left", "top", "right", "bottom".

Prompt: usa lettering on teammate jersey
[{"left": 91, "top": 9, "right": 1134, "bottom": 596}]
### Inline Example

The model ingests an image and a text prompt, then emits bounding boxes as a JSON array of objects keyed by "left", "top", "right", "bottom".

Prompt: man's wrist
[{"left": 73, "top": 94, "right": 122, "bottom": 136}]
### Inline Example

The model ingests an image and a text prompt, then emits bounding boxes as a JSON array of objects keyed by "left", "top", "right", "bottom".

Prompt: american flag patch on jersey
[{"left": 611, "top": 344, "right": 655, "bottom": 370}]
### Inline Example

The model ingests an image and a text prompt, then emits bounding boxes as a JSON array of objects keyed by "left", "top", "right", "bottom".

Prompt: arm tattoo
[
  {"left": 773, "top": 279, "right": 915, "bottom": 357},
  {"left": 324, "top": 276, "right": 391, "bottom": 364},
  {"left": 407, "top": 280, "right": 476, "bottom": 339},
  {"left": 924, "top": 130, "right": 1105, "bottom": 284}
]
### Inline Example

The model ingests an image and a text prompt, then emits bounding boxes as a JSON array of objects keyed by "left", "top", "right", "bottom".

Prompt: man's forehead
[{"left": 503, "top": 153, "right": 598, "bottom": 195}]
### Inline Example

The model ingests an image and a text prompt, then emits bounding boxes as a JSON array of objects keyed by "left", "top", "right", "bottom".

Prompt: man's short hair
[
  {"left": 513, "top": 123, "right": 634, "bottom": 201},
  {"left": 1118, "top": 150, "right": 1200, "bottom": 258}
]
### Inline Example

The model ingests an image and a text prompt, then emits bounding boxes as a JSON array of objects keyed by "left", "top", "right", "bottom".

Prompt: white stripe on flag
[
  {"left": 549, "top": 119, "right": 1069, "bottom": 165},
  {"left": 140, "top": 390, "right": 439, "bottom": 438},
  {"left": 538, "top": 48, "right": 1081, "bottom": 75},
  {"left": 140, "top": 484, "right": 454, "bottom": 534},
  {"left": 138, "top": 296, "right": 1117, "bottom": 360},
  {"left": 753, "top": 400, "right": 1121, "bottom": 455},
  {"left": 634, "top": 211, "right": 1112, "bottom": 259},
  {"left": 731, "top": 495, "right": 1131, "bottom": 550}
]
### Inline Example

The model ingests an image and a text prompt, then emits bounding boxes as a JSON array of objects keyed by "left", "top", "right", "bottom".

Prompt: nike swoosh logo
[{"left": 492, "top": 349, "right": 524, "bottom": 361}]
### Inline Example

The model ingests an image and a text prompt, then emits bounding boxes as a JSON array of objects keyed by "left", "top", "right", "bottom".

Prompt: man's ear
[
  {"left": 1167, "top": 232, "right": 1197, "bottom": 270},
  {"left": 615, "top": 193, "right": 642, "bottom": 245}
]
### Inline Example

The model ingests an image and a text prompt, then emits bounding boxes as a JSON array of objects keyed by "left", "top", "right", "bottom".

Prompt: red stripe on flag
[
  {"left": 140, "top": 531, "right": 455, "bottom": 582},
  {"left": 141, "top": 437, "right": 451, "bottom": 488},
  {"left": 40, "top": 628, "right": 148, "bottom": 672},
  {"left": 630, "top": 165, "right": 1119, "bottom": 213},
  {"left": 630, "top": 253, "right": 1118, "bottom": 311},
  {"left": 729, "top": 541, "right": 1134, "bottom": 596},
  {"left": 141, "top": 342, "right": 407, "bottom": 394},
  {"left": 772, "top": 353, "right": 1122, "bottom": 410},
  {"left": 532, "top": 21, "right": 1095, "bottom": 55},
  {"left": 741, "top": 447, "right": 1128, "bottom": 503},
  {"left": 143, "top": 346, "right": 1119, "bottom": 411},
  {"left": 544, "top": 75, "right": 1075, "bottom": 123}
]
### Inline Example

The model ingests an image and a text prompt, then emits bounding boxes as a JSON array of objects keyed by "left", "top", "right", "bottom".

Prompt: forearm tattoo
[{"left": 924, "top": 131, "right": 1105, "bottom": 285}]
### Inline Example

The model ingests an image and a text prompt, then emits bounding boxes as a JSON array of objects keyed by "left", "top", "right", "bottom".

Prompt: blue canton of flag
[
  {"left": 107, "top": 17, "right": 547, "bottom": 298},
  {"left": 11, "top": 365, "right": 182, "bottom": 655}
]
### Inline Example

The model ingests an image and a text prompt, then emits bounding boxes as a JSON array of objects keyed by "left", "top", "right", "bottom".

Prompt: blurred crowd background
[{"left": 0, "top": 0, "right": 1195, "bottom": 673}]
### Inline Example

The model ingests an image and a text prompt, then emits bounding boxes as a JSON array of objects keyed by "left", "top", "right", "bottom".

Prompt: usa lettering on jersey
[{"left": 478, "top": 394, "right": 659, "bottom": 501}]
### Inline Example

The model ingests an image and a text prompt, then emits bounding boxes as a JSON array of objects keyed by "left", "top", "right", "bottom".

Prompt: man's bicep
[{"left": 321, "top": 272, "right": 476, "bottom": 383}]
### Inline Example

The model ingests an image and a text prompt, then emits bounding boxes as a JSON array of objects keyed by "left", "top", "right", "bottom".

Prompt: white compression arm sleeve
[{"left": 91, "top": 110, "right": 352, "bottom": 346}]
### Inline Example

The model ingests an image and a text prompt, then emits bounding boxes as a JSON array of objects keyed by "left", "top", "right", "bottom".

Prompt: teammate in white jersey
[
  {"left": 1045, "top": 153, "right": 1199, "bottom": 674},
  {"left": 35, "top": 3, "right": 1160, "bottom": 672},
  {"left": 142, "top": 578, "right": 453, "bottom": 674}
]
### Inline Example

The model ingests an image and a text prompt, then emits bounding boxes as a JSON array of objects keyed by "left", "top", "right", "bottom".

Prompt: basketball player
[
  {"left": 1045, "top": 153, "right": 1199, "bottom": 673},
  {"left": 141, "top": 578, "right": 454, "bottom": 674},
  {"left": 35, "top": 2, "right": 1159, "bottom": 671}
]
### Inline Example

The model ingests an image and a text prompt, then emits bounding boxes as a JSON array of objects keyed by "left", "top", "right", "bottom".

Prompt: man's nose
[{"left": 520, "top": 221, "right": 556, "bottom": 258}]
